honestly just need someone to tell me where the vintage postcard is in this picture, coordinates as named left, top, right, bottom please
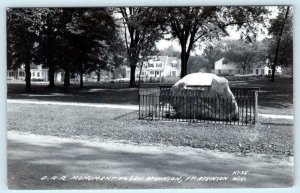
left=6, top=6, right=294, bottom=189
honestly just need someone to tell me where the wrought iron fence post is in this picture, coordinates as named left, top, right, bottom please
left=139, top=86, right=259, bottom=126
left=254, top=91, right=258, bottom=124
left=139, top=93, right=141, bottom=119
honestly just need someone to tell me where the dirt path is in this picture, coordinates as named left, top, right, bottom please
left=8, top=131, right=293, bottom=189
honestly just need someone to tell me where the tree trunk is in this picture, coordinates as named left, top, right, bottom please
left=271, top=42, right=280, bottom=81
left=25, top=61, right=31, bottom=92
left=271, top=6, right=290, bottom=82
left=47, top=19, right=55, bottom=88
left=48, top=63, right=55, bottom=88
left=137, top=61, right=144, bottom=101
left=129, top=64, right=136, bottom=87
left=242, top=65, right=246, bottom=75
left=97, top=73, right=100, bottom=82
left=80, top=69, right=84, bottom=88
left=97, top=66, right=101, bottom=82
left=180, top=51, right=189, bottom=78
left=64, top=68, right=70, bottom=92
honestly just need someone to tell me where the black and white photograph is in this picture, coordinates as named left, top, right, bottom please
left=6, top=5, right=294, bottom=189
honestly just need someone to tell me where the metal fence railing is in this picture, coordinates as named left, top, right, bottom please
left=139, top=86, right=259, bottom=126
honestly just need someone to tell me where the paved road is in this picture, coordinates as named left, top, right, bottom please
left=8, top=131, right=293, bottom=189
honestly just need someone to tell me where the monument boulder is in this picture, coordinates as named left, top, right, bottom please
left=170, top=72, right=238, bottom=120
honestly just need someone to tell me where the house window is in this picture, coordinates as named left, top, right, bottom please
left=8, top=71, right=14, bottom=77
left=261, top=69, right=264, bottom=75
left=172, top=71, right=176, bottom=77
left=32, top=72, right=35, bottom=77
left=148, top=63, right=154, bottom=68
left=19, top=71, right=25, bottom=77
left=237, top=69, right=241, bottom=74
left=156, top=62, right=162, bottom=68
left=218, top=70, right=221, bottom=74
left=171, top=61, right=177, bottom=67
left=256, top=69, right=259, bottom=75
left=223, top=59, right=228, bottom=64
left=150, top=71, right=154, bottom=75
left=249, top=69, right=253, bottom=74
left=37, top=72, right=40, bottom=77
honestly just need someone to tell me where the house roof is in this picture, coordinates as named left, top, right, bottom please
left=30, top=64, right=46, bottom=69
left=215, top=57, right=225, bottom=63
left=30, top=64, right=39, bottom=69
left=252, top=62, right=267, bottom=68
left=215, top=57, right=235, bottom=64
left=157, top=56, right=168, bottom=65
left=166, top=57, right=181, bottom=69
left=215, top=57, right=268, bottom=69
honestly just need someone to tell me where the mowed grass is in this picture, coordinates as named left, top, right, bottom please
left=7, top=103, right=293, bottom=157
left=7, top=77, right=294, bottom=158
left=8, top=77, right=293, bottom=114
left=230, top=77, right=293, bottom=115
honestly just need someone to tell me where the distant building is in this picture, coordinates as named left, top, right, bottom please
left=134, top=55, right=181, bottom=81
left=214, top=57, right=282, bottom=76
left=30, top=64, right=48, bottom=81
left=7, top=68, right=25, bottom=81
left=7, top=64, right=48, bottom=81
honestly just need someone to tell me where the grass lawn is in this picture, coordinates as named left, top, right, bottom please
left=7, top=77, right=294, bottom=158
left=7, top=84, right=140, bottom=105
left=7, top=102, right=293, bottom=158
left=7, top=77, right=293, bottom=115
left=230, top=77, right=293, bottom=115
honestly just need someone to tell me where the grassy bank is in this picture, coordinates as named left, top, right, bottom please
left=7, top=103, right=293, bottom=157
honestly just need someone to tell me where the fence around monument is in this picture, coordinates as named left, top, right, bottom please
left=139, top=86, right=259, bottom=126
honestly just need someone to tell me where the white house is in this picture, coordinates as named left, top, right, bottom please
left=30, top=64, right=48, bottom=81
left=135, top=55, right=181, bottom=81
left=7, top=69, right=25, bottom=81
left=7, top=64, right=48, bottom=81
left=214, top=57, right=282, bottom=76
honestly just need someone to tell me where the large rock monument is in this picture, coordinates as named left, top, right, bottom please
left=170, top=72, right=238, bottom=121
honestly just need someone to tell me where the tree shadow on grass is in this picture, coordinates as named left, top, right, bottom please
left=258, top=93, right=293, bottom=109
left=8, top=78, right=293, bottom=110
left=7, top=84, right=139, bottom=105
left=230, top=78, right=293, bottom=111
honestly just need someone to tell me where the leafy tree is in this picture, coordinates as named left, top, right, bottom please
left=157, top=45, right=181, bottom=57
left=268, top=6, right=292, bottom=81
left=119, top=7, right=166, bottom=87
left=202, top=39, right=270, bottom=74
left=186, top=55, right=207, bottom=74
left=223, top=40, right=260, bottom=74
left=202, top=41, right=226, bottom=71
left=38, top=8, right=120, bottom=90
left=33, top=8, right=77, bottom=89
left=104, top=32, right=126, bottom=79
left=8, top=8, right=124, bottom=91
left=35, top=8, right=62, bottom=88
left=166, top=6, right=268, bottom=78
left=64, top=8, right=117, bottom=88
left=52, top=8, right=74, bottom=91
left=7, top=8, right=44, bottom=92
left=86, top=31, right=125, bottom=82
